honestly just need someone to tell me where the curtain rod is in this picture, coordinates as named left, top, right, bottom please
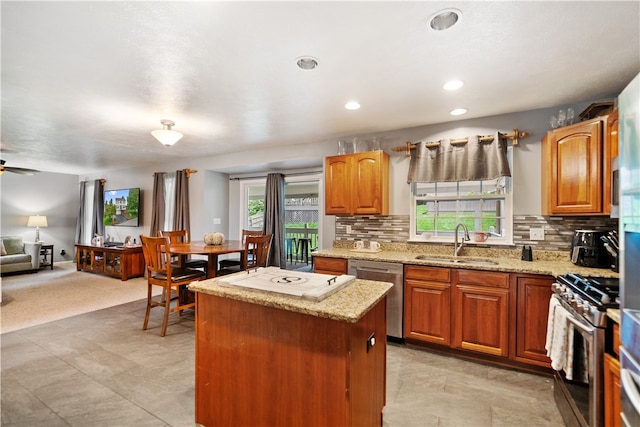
left=152, top=168, right=198, bottom=177
left=390, top=128, right=531, bottom=157
left=229, top=170, right=323, bottom=181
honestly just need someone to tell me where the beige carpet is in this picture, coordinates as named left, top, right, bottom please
left=0, top=261, right=160, bottom=334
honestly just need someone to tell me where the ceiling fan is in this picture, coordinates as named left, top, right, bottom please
left=0, top=159, right=40, bottom=175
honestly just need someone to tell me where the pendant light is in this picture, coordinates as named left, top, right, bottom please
left=151, top=119, right=183, bottom=146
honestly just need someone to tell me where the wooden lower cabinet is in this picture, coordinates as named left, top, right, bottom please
left=453, top=270, right=510, bottom=357
left=404, top=265, right=554, bottom=368
left=195, top=291, right=387, bottom=427
left=404, top=265, right=451, bottom=345
left=513, top=274, right=553, bottom=367
left=604, top=352, right=621, bottom=427
left=75, top=244, right=145, bottom=281
left=313, top=255, right=348, bottom=275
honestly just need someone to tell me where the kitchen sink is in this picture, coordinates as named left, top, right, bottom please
left=414, top=255, right=499, bottom=266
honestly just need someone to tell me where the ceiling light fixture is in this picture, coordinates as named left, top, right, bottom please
left=151, top=119, right=183, bottom=146
left=296, top=56, right=319, bottom=70
left=345, top=101, right=361, bottom=110
left=450, top=108, right=468, bottom=116
left=429, top=8, right=461, bottom=31
left=443, top=80, right=464, bottom=91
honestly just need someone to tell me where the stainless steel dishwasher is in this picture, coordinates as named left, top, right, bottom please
left=348, top=259, right=403, bottom=340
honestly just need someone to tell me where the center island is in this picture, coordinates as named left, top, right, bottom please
left=188, top=269, right=393, bottom=427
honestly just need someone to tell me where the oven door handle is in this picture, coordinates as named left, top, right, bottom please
left=621, top=369, right=640, bottom=416
left=566, top=315, right=596, bottom=337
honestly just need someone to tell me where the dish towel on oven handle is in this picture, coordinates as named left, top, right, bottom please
left=545, top=294, right=571, bottom=372
left=544, top=294, right=590, bottom=383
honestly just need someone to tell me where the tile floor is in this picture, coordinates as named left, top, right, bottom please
left=1, top=298, right=565, bottom=426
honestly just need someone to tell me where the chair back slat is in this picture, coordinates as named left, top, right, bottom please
left=242, top=229, right=264, bottom=243
left=245, top=234, right=273, bottom=269
left=159, top=230, right=189, bottom=244
left=140, top=235, right=171, bottom=276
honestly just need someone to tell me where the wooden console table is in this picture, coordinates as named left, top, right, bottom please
left=75, top=244, right=145, bottom=281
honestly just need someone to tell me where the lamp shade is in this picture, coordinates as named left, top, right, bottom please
left=27, top=215, right=48, bottom=227
left=151, top=119, right=183, bottom=146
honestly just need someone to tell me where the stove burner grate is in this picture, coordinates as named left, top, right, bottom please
left=558, top=273, right=619, bottom=305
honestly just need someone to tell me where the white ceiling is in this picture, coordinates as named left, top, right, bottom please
left=2, top=1, right=639, bottom=175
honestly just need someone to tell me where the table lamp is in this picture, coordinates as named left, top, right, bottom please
left=27, top=215, right=48, bottom=242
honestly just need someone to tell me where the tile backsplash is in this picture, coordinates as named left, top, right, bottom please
left=335, top=214, right=618, bottom=252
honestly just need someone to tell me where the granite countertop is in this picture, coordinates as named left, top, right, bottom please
left=189, top=276, right=393, bottom=323
left=607, top=308, right=621, bottom=324
left=312, top=243, right=619, bottom=279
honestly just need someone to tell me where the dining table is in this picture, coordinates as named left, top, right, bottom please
left=170, top=240, right=245, bottom=278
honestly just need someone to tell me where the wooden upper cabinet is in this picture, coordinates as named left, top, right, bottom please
left=325, top=150, right=389, bottom=215
left=604, top=109, right=619, bottom=215
left=542, top=115, right=614, bottom=215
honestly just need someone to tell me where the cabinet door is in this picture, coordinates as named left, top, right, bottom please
left=604, top=353, right=621, bottom=427
left=514, top=275, right=553, bottom=366
left=351, top=151, right=389, bottom=215
left=325, top=155, right=351, bottom=214
left=104, top=252, right=122, bottom=276
left=404, top=279, right=451, bottom=345
left=453, top=283, right=510, bottom=357
left=543, top=118, right=603, bottom=214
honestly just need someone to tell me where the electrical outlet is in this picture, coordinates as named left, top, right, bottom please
left=530, top=228, right=545, bottom=241
left=346, top=225, right=352, bottom=234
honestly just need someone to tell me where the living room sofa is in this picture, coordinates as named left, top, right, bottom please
left=0, top=236, right=41, bottom=275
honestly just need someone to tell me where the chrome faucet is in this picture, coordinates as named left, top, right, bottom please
left=454, top=223, right=470, bottom=257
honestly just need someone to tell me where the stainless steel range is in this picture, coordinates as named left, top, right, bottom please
left=549, top=273, right=620, bottom=427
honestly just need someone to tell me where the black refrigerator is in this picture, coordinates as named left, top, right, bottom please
left=618, top=72, right=640, bottom=427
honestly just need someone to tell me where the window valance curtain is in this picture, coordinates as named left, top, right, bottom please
left=407, top=132, right=511, bottom=183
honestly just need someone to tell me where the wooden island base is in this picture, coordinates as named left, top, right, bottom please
left=195, top=292, right=387, bottom=427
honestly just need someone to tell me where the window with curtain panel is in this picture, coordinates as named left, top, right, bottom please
left=408, top=135, right=514, bottom=245
left=163, top=172, right=176, bottom=231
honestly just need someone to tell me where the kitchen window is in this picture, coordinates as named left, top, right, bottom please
left=409, top=153, right=514, bottom=245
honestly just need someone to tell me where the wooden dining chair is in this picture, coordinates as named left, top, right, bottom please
left=218, top=229, right=264, bottom=271
left=159, top=230, right=208, bottom=276
left=218, top=233, right=273, bottom=275
left=140, top=234, right=206, bottom=337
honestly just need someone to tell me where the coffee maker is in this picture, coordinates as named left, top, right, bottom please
left=570, top=230, right=610, bottom=268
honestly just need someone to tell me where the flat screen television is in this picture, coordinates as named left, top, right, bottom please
left=104, top=188, right=141, bottom=227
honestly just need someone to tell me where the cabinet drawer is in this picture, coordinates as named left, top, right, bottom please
left=313, top=256, right=348, bottom=275
left=457, top=269, right=510, bottom=288
left=404, top=265, right=451, bottom=282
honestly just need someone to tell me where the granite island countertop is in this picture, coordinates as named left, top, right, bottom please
left=312, top=244, right=619, bottom=279
left=189, top=275, right=393, bottom=323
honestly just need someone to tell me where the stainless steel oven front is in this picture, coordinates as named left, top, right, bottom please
left=550, top=285, right=607, bottom=427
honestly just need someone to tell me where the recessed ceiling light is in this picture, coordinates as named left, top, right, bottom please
left=345, top=101, right=361, bottom=110
left=443, top=80, right=464, bottom=91
left=296, top=56, right=319, bottom=70
left=429, top=8, right=461, bottom=31
left=450, top=108, right=468, bottom=116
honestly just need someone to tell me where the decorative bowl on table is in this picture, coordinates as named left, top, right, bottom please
left=204, top=232, right=225, bottom=245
